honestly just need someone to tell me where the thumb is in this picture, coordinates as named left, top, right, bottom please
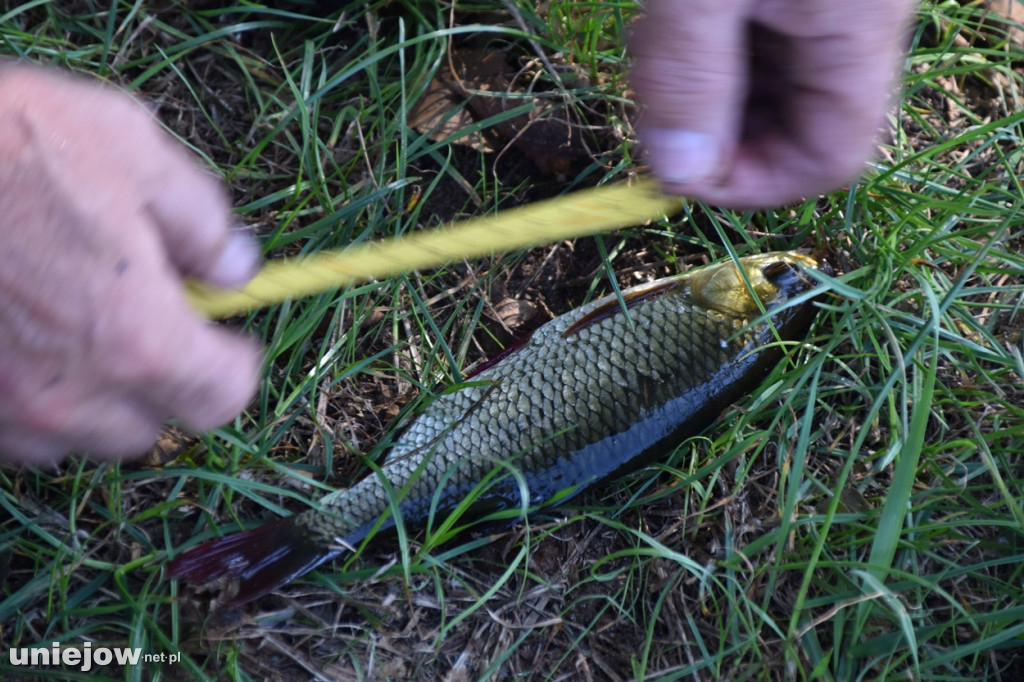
left=144, top=140, right=260, bottom=290
left=629, top=0, right=749, bottom=187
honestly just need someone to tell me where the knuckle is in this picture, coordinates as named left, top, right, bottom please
left=0, top=433, right=65, bottom=465
left=99, top=318, right=176, bottom=386
left=87, top=425, right=162, bottom=459
left=9, top=393, right=71, bottom=436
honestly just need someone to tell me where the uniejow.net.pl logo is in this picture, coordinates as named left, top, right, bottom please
left=7, top=641, right=181, bottom=672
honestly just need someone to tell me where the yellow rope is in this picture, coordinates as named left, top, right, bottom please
left=187, top=177, right=683, bottom=318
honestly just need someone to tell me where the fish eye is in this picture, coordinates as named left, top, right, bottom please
left=762, top=261, right=795, bottom=282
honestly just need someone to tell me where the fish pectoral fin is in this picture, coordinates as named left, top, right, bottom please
left=166, top=518, right=339, bottom=609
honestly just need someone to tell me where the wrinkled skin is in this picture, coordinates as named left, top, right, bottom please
left=631, top=0, right=918, bottom=208
left=0, top=65, right=261, bottom=465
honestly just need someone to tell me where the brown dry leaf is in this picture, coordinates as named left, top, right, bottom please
left=138, top=426, right=196, bottom=466
left=983, top=0, right=1024, bottom=45
left=491, top=297, right=537, bottom=330
left=409, top=48, right=513, bottom=151
left=409, top=47, right=587, bottom=180
left=409, top=70, right=494, bottom=152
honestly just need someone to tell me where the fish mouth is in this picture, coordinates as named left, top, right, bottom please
left=760, top=256, right=820, bottom=297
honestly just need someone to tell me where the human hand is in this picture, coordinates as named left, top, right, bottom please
left=0, top=65, right=261, bottom=465
left=630, top=0, right=917, bottom=208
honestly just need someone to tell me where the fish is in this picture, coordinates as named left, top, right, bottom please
left=166, top=250, right=830, bottom=607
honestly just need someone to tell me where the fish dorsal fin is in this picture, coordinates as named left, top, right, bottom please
left=561, top=279, right=684, bottom=338
left=464, top=329, right=535, bottom=379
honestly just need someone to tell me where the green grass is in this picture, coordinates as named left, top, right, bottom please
left=2, top=0, right=1024, bottom=680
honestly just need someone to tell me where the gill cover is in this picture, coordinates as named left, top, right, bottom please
left=689, top=252, right=819, bottom=316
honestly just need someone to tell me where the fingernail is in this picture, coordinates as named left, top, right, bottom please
left=642, top=128, right=718, bottom=185
left=208, top=231, right=261, bottom=288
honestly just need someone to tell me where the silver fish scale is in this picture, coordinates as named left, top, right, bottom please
left=299, top=279, right=760, bottom=549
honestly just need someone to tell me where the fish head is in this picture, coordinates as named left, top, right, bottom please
left=689, top=251, right=825, bottom=316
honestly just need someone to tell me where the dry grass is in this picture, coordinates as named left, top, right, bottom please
left=2, top=1, right=1023, bottom=680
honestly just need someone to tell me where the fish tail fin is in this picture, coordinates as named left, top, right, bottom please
left=165, top=518, right=339, bottom=608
